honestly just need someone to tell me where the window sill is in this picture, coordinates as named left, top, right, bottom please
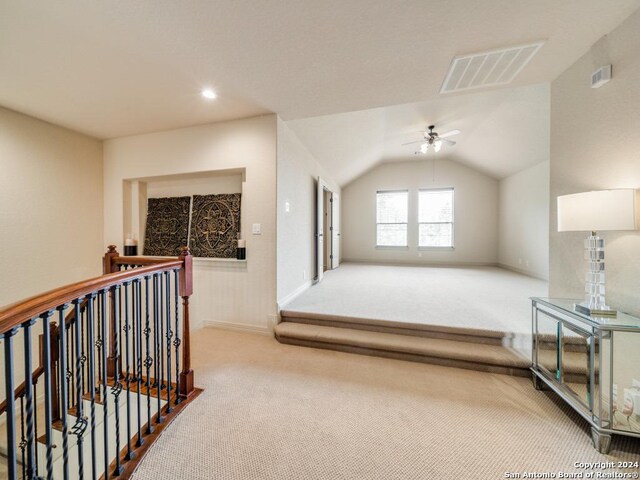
left=193, top=257, right=247, bottom=268
left=417, top=246, right=455, bottom=251
left=375, top=245, right=409, bottom=250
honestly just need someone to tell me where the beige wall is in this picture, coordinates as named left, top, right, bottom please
left=276, top=119, right=340, bottom=305
left=499, top=161, right=550, bottom=280
left=342, top=159, right=498, bottom=265
left=0, top=107, right=103, bottom=307
left=104, top=115, right=277, bottom=333
left=550, top=9, right=640, bottom=315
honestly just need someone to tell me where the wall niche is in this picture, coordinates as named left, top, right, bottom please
left=123, top=168, right=246, bottom=259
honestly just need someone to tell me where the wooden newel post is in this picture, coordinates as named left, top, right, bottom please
left=178, top=246, right=194, bottom=399
left=104, top=245, right=120, bottom=378
left=103, top=244, right=120, bottom=274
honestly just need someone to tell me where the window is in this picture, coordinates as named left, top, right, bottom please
left=419, top=188, right=454, bottom=247
left=376, top=190, right=408, bottom=246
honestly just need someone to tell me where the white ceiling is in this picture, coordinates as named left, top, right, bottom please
left=287, top=83, right=550, bottom=184
left=1, top=1, right=638, bottom=140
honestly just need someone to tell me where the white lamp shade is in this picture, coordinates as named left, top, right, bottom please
left=557, top=189, right=638, bottom=232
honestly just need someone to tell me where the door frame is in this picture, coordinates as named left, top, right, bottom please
left=316, top=177, right=339, bottom=282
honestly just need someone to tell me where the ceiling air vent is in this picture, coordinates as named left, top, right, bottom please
left=440, top=41, right=544, bottom=94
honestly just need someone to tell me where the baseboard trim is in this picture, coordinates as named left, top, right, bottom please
left=277, top=280, right=313, bottom=311
left=341, top=259, right=499, bottom=268
left=204, top=320, right=271, bottom=336
left=497, top=263, right=548, bottom=281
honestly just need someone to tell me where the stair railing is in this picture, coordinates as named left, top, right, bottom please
left=0, top=246, right=195, bottom=480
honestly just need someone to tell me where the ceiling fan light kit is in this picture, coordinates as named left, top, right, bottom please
left=404, top=125, right=459, bottom=155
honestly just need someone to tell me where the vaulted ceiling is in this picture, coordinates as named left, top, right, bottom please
left=1, top=0, right=638, bottom=142
left=287, top=83, right=551, bottom=183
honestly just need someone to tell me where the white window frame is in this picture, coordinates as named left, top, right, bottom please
left=375, top=190, right=409, bottom=248
left=418, top=187, right=455, bottom=249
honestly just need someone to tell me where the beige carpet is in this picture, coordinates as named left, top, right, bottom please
left=130, top=328, right=640, bottom=480
left=285, top=263, right=548, bottom=336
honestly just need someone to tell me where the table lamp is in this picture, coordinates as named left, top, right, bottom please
left=557, top=189, right=638, bottom=316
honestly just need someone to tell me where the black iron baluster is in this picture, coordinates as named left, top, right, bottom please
left=173, top=269, right=181, bottom=406
left=70, top=320, right=75, bottom=410
left=41, top=310, right=55, bottom=480
left=58, top=305, right=71, bottom=480
left=159, top=272, right=165, bottom=392
left=87, top=293, right=98, bottom=480
left=164, top=271, right=173, bottom=413
left=22, top=318, right=37, bottom=479
left=152, top=274, right=158, bottom=392
left=99, top=290, right=110, bottom=480
left=111, top=285, right=124, bottom=476
left=144, top=275, right=154, bottom=434
left=66, top=322, right=73, bottom=410
left=72, top=299, right=87, bottom=480
left=154, top=274, right=163, bottom=424
left=96, top=297, right=103, bottom=385
left=123, top=281, right=134, bottom=461
left=34, top=382, right=39, bottom=474
left=81, top=306, right=87, bottom=407
left=3, top=327, right=19, bottom=480
left=19, top=396, right=26, bottom=480
left=134, top=279, right=144, bottom=447
left=132, top=279, right=138, bottom=383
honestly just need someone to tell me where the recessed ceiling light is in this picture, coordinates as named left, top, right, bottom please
left=201, top=88, right=217, bottom=99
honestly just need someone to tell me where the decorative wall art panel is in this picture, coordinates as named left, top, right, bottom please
left=143, top=196, right=191, bottom=256
left=190, top=193, right=241, bottom=258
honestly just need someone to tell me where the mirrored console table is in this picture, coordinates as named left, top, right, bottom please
left=531, top=298, right=640, bottom=453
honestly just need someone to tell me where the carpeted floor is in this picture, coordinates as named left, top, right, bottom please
left=285, top=263, right=549, bottom=336
left=131, top=329, right=639, bottom=480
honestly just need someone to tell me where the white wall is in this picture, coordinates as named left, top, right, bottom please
left=276, top=119, right=340, bottom=306
left=498, top=161, right=549, bottom=280
left=146, top=172, right=243, bottom=198
left=550, top=9, right=640, bottom=315
left=0, top=107, right=103, bottom=307
left=342, top=158, right=498, bottom=265
left=104, top=115, right=277, bottom=333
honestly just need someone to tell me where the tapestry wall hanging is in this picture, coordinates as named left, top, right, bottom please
left=189, top=193, right=241, bottom=258
left=143, top=196, right=191, bottom=256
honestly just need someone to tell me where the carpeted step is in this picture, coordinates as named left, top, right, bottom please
left=280, top=310, right=517, bottom=346
left=275, top=322, right=531, bottom=377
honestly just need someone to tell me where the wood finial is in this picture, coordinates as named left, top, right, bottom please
left=104, top=245, right=120, bottom=274
left=179, top=246, right=191, bottom=258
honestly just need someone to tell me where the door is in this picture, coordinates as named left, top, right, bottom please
left=331, top=192, right=340, bottom=269
left=316, top=177, right=327, bottom=282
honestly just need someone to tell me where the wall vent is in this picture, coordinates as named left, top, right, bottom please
left=591, top=65, right=612, bottom=88
left=440, top=41, right=544, bottom=94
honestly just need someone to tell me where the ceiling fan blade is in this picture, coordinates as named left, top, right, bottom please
left=439, top=129, right=460, bottom=138
left=402, top=140, right=425, bottom=146
left=440, top=139, right=456, bottom=146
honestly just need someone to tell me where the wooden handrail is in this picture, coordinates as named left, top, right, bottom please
left=0, top=260, right=183, bottom=336
left=113, top=256, right=178, bottom=265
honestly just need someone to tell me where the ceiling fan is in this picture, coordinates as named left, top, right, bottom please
left=403, top=125, right=460, bottom=154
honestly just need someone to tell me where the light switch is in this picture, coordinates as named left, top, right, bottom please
left=252, top=223, right=262, bottom=235
left=285, top=201, right=290, bottom=213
